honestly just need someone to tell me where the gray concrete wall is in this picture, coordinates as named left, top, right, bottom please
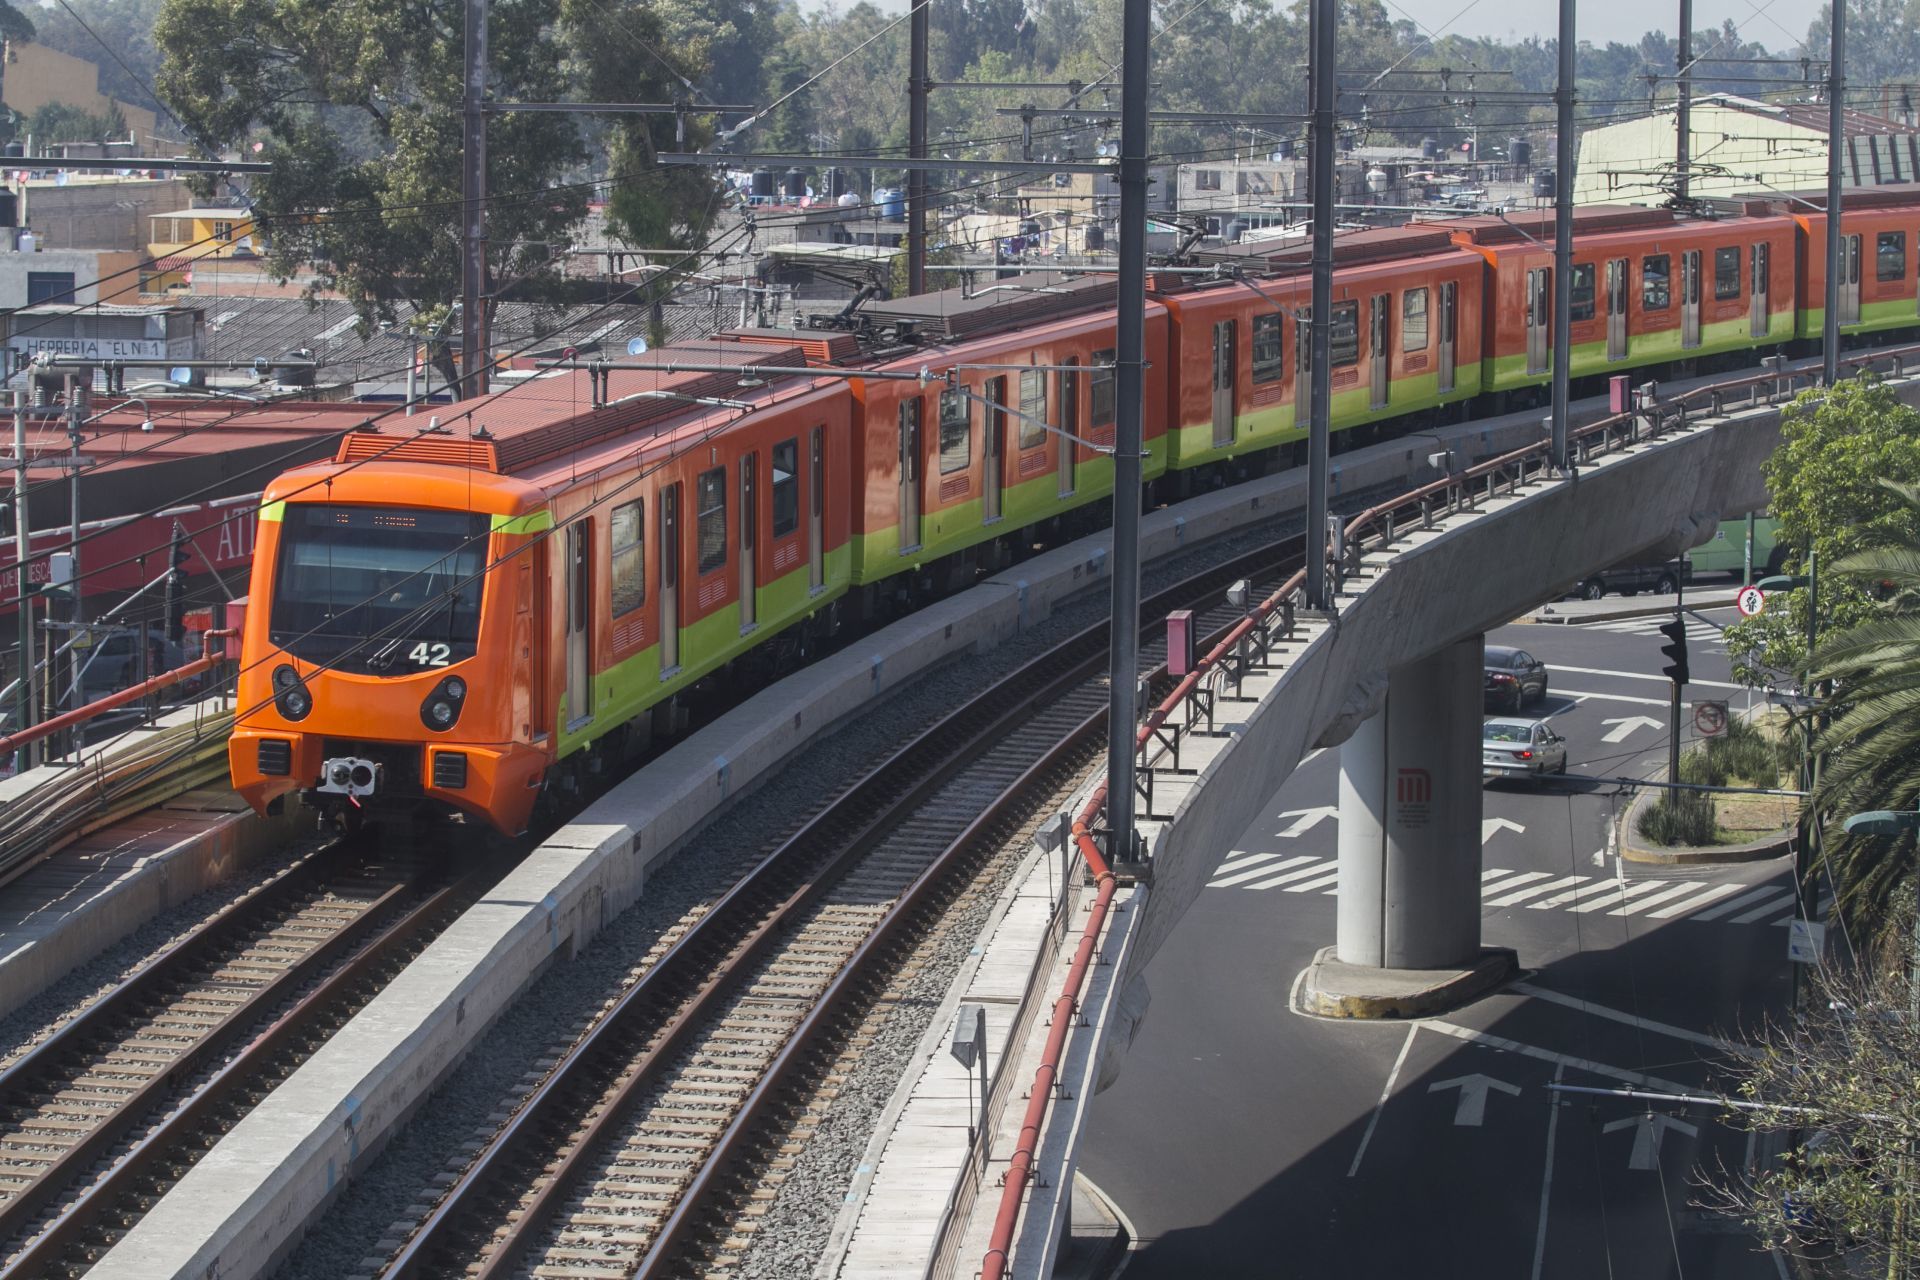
left=1124, top=381, right=1916, bottom=985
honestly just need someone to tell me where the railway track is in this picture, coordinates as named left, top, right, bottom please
left=372, top=532, right=1308, bottom=1280
left=0, top=839, right=494, bottom=1278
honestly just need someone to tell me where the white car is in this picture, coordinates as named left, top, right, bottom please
left=1483, top=717, right=1568, bottom=780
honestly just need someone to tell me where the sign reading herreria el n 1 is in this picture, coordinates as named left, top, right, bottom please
left=8, top=337, right=170, bottom=362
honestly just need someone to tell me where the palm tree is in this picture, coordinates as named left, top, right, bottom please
left=1806, top=480, right=1920, bottom=960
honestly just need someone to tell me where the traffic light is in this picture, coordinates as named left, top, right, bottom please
left=1658, top=617, right=1689, bottom=685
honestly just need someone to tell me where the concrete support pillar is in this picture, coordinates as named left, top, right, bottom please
left=1335, top=636, right=1484, bottom=969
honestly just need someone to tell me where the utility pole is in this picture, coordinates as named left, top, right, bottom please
left=64, top=376, right=83, bottom=723
left=907, top=0, right=930, bottom=296
left=1105, top=0, right=1150, bottom=862
left=1305, top=0, right=1335, bottom=608
left=1550, top=0, right=1576, bottom=470
left=1823, top=0, right=1844, bottom=386
left=12, top=390, right=32, bottom=768
left=1675, top=0, right=1692, bottom=203
left=460, top=0, right=490, bottom=399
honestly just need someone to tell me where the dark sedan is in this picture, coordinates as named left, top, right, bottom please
left=1484, top=645, right=1548, bottom=712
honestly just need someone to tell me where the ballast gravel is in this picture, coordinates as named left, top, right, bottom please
left=273, top=498, right=1376, bottom=1280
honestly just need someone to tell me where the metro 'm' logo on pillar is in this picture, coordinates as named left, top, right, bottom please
left=1395, top=767, right=1432, bottom=805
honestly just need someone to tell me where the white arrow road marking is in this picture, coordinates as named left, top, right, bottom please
left=1428, top=1073, right=1522, bottom=1126
left=1482, top=817, right=1525, bottom=843
left=1600, top=715, right=1664, bottom=743
left=1273, top=806, right=1339, bottom=838
left=1603, top=1112, right=1698, bottom=1170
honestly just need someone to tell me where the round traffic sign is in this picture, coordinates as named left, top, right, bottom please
left=1694, top=701, right=1729, bottom=736
left=1736, top=585, right=1766, bottom=617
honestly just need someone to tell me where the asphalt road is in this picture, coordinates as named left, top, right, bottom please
left=1081, top=599, right=1800, bottom=1279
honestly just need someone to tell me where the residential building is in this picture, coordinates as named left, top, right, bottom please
left=144, top=204, right=261, bottom=290
left=0, top=42, right=169, bottom=150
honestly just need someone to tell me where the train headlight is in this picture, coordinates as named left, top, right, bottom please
left=420, top=675, right=466, bottom=731
left=272, top=664, right=300, bottom=691
left=277, top=682, right=313, bottom=721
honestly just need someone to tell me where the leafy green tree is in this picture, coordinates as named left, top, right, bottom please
left=1710, top=960, right=1920, bottom=1273
left=154, top=0, right=718, bottom=386
left=26, top=101, right=127, bottom=143
left=1801, top=480, right=1920, bottom=954
left=1725, top=378, right=1920, bottom=686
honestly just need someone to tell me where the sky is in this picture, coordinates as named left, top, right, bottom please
left=1400, top=0, right=1826, bottom=52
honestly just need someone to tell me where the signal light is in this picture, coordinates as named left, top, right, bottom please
left=1658, top=617, right=1690, bottom=685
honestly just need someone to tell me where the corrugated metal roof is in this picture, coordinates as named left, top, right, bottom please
left=5, top=397, right=368, bottom=477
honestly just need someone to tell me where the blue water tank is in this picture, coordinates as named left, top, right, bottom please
left=877, top=187, right=905, bottom=220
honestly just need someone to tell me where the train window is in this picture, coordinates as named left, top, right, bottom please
left=1880, top=231, right=1908, bottom=281
left=1714, top=247, right=1741, bottom=300
left=1090, top=349, right=1117, bottom=430
left=610, top=499, right=644, bottom=616
left=1019, top=369, right=1047, bottom=449
left=1329, top=301, right=1360, bottom=367
left=1642, top=254, right=1671, bottom=310
left=772, top=438, right=799, bottom=537
left=1401, top=289, right=1428, bottom=352
left=938, top=388, right=971, bottom=474
left=1569, top=265, right=1596, bottom=321
left=1252, top=313, right=1285, bottom=381
left=696, top=466, right=727, bottom=575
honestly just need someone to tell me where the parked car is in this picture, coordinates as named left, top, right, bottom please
left=1569, top=557, right=1691, bottom=601
left=73, top=629, right=192, bottom=703
left=1482, top=717, right=1568, bottom=781
left=1484, top=645, right=1548, bottom=712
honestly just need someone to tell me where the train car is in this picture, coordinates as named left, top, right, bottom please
left=228, top=341, right=855, bottom=836
left=1448, top=205, right=1796, bottom=396
left=1160, top=227, right=1485, bottom=474
left=1783, top=185, right=1920, bottom=341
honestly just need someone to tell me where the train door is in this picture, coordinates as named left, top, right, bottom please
left=983, top=377, right=1005, bottom=522
left=1606, top=258, right=1628, bottom=361
left=660, top=484, right=680, bottom=672
left=808, top=427, right=824, bottom=591
left=1294, top=311, right=1311, bottom=422
left=898, top=398, right=922, bottom=552
left=1211, top=320, right=1235, bottom=448
left=1437, top=283, right=1456, bottom=394
left=1681, top=250, right=1702, bottom=348
left=1526, top=268, right=1550, bottom=375
left=1057, top=358, right=1078, bottom=497
left=1750, top=242, right=1770, bottom=338
left=565, top=519, right=591, bottom=729
left=1369, top=293, right=1390, bottom=409
left=1841, top=233, right=1862, bottom=324
left=739, top=452, right=756, bottom=629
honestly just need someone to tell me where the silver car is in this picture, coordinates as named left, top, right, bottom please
left=1482, top=717, right=1568, bottom=780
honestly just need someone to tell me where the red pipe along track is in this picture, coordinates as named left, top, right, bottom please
left=0, top=628, right=236, bottom=756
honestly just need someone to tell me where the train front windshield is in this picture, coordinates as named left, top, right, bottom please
left=269, top=505, right=491, bottom=674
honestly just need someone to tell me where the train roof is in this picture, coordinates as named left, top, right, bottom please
left=1715, top=183, right=1920, bottom=217
left=329, top=339, right=812, bottom=477
left=828, top=272, right=1120, bottom=343
left=1437, top=205, right=1678, bottom=246
left=1192, top=223, right=1467, bottom=271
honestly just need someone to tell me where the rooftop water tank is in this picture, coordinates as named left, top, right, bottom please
left=750, top=168, right=775, bottom=199
left=782, top=167, right=806, bottom=200
left=1365, top=167, right=1390, bottom=194
left=1532, top=168, right=1556, bottom=199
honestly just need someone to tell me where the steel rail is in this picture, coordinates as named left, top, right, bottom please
left=0, top=867, right=473, bottom=1276
left=383, top=531, right=1311, bottom=1279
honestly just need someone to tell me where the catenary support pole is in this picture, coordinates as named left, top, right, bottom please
left=12, top=390, right=31, bottom=767
left=1104, top=0, right=1150, bottom=864
left=907, top=0, right=930, bottom=296
left=1676, top=0, right=1692, bottom=203
left=1550, top=0, right=1576, bottom=470
left=460, top=0, right=490, bottom=399
left=1668, top=575, right=1683, bottom=789
left=1823, top=0, right=1844, bottom=386
left=1305, top=0, right=1335, bottom=608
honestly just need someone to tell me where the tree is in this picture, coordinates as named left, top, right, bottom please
left=1724, top=378, right=1920, bottom=686
left=1710, top=961, right=1920, bottom=1273
left=154, top=0, right=718, bottom=386
left=1801, top=480, right=1920, bottom=955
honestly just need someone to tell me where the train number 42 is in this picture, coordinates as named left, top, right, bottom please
left=409, top=642, right=452, bottom=668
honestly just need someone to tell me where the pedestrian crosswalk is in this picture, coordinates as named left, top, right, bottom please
left=1205, top=851, right=1825, bottom=926
left=1576, top=618, right=1726, bottom=644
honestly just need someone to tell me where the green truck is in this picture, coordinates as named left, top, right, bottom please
left=1689, top=514, right=1784, bottom=579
